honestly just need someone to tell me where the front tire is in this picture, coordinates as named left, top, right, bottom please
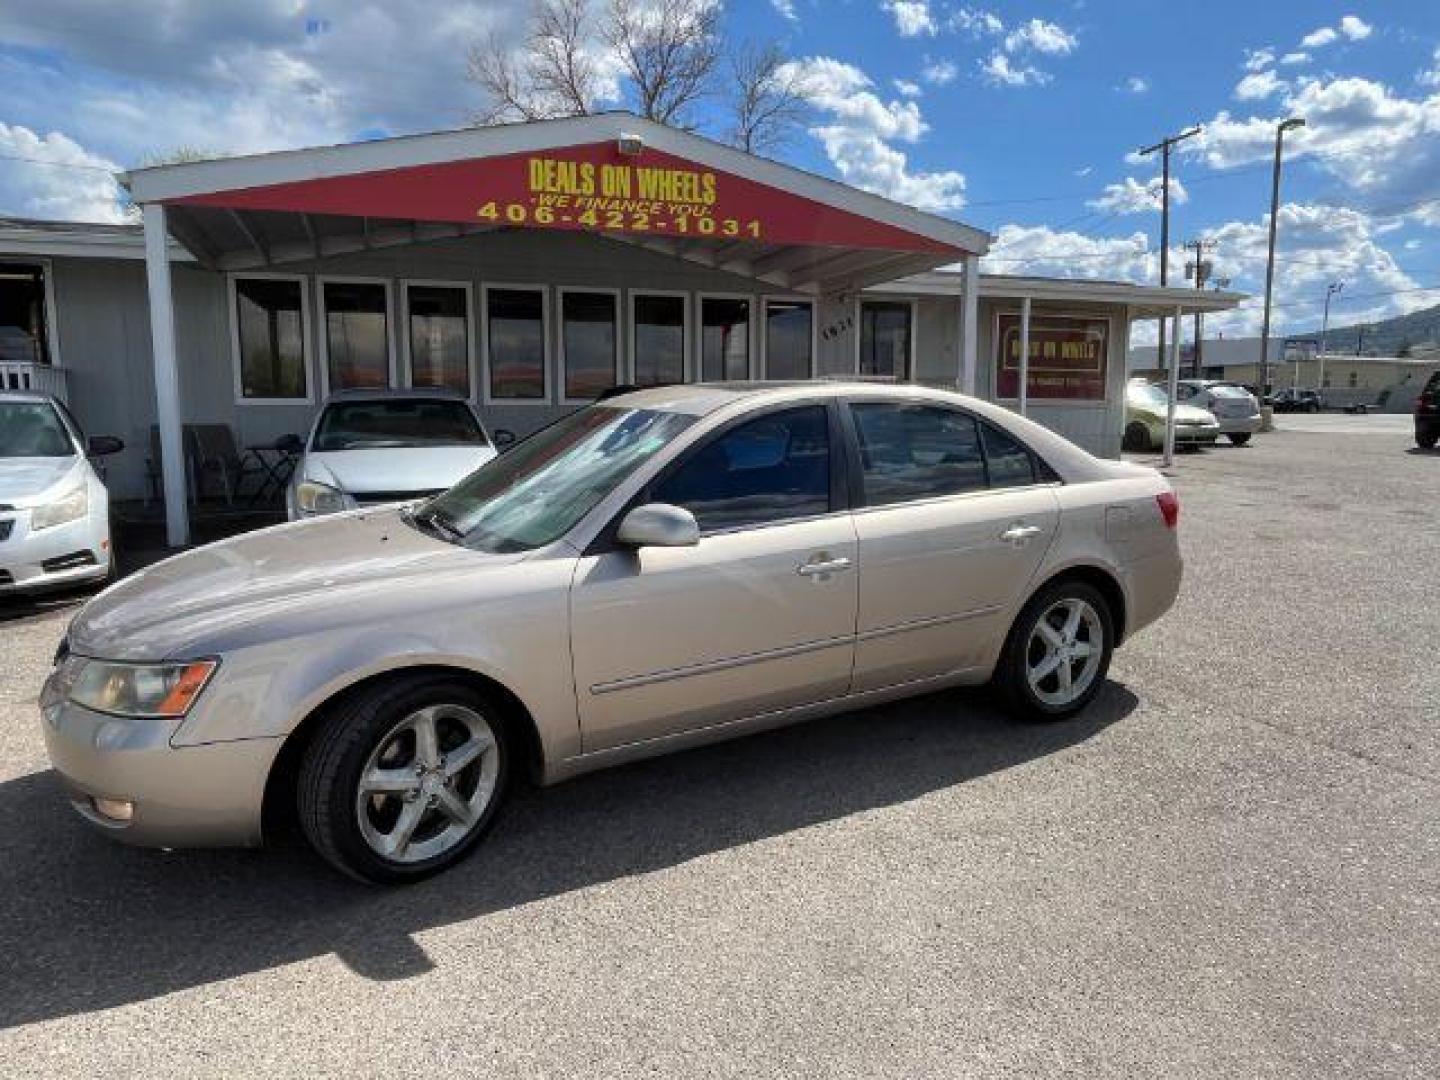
left=993, top=580, right=1115, bottom=721
left=1123, top=422, right=1153, bottom=453
left=1229, top=432, right=1252, bottom=446
left=1418, top=430, right=1438, bottom=450
left=298, top=675, right=512, bottom=884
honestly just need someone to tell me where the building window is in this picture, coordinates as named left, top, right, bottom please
left=234, top=276, right=307, bottom=399
left=700, top=296, right=750, bottom=380
left=764, top=299, right=812, bottom=379
left=0, top=262, right=52, bottom=365
left=632, top=293, right=686, bottom=387
left=562, top=290, right=618, bottom=399
left=485, top=287, right=547, bottom=399
left=322, top=279, right=390, bottom=391
left=406, top=284, right=470, bottom=395
left=859, top=301, right=911, bottom=379
left=1348, top=371, right=1358, bottom=388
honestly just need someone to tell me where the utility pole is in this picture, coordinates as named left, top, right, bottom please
left=1138, top=125, right=1202, bottom=378
left=1259, top=117, right=1307, bottom=399
left=1185, top=238, right=1217, bottom=377
left=1318, top=281, right=1343, bottom=393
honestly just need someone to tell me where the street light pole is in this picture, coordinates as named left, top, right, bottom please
left=1139, top=125, right=1202, bottom=379
left=1258, top=117, right=1306, bottom=400
left=1318, top=280, right=1343, bottom=394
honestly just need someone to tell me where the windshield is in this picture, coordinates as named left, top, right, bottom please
left=1129, top=383, right=1169, bottom=408
left=0, top=401, right=74, bottom=458
left=1209, top=384, right=1251, bottom=399
left=418, top=406, right=696, bottom=554
left=313, top=399, right=486, bottom=452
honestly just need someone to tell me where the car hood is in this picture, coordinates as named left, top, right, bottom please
left=0, top=456, right=79, bottom=503
left=303, top=446, right=496, bottom=495
left=68, top=509, right=525, bottom=660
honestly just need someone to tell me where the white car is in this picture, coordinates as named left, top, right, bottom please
left=287, top=390, right=511, bottom=518
left=0, top=392, right=123, bottom=594
left=1174, top=380, right=1262, bottom=445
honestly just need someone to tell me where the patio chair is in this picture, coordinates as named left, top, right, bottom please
left=186, top=423, right=265, bottom=506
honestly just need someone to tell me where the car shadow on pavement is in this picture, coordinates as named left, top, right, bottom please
left=0, top=682, right=1135, bottom=1029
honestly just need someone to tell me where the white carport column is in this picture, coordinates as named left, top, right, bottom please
left=1161, top=305, right=1183, bottom=467
left=1017, top=295, right=1031, bottom=417
left=142, top=203, right=190, bottom=548
left=959, top=253, right=980, bottom=395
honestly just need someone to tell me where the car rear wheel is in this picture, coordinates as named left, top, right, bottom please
left=1123, top=422, right=1153, bottom=453
left=1229, top=432, right=1251, bottom=446
left=1418, top=431, right=1438, bottom=450
left=298, top=675, right=511, bottom=884
left=993, top=580, right=1114, bottom=721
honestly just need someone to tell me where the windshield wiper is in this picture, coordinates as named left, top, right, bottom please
left=408, top=505, right=464, bottom=542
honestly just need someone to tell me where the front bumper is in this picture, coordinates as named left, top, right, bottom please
left=1173, top=425, right=1220, bottom=444
left=1212, top=414, right=1261, bottom=435
left=0, top=511, right=110, bottom=593
left=38, top=694, right=279, bottom=848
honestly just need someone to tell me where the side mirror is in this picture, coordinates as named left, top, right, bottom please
left=275, top=433, right=305, bottom=456
left=493, top=428, right=517, bottom=449
left=87, top=435, right=124, bottom=456
left=616, top=503, right=699, bottom=548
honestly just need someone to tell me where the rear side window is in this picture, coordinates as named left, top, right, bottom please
left=850, top=403, right=987, bottom=506
left=980, top=422, right=1037, bottom=488
left=651, top=405, right=831, bottom=532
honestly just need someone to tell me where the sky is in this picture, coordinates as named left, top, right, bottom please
left=1, top=0, right=1437, bottom=341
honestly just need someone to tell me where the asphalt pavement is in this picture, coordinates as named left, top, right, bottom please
left=1, top=424, right=1436, bottom=1078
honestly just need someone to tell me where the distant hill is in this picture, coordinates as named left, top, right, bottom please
left=1287, top=302, right=1440, bottom=356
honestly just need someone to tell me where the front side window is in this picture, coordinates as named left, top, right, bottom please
left=651, top=405, right=831, bottom=532
left=850, top=402, right=986, bottom=506
left=701, top=297, right=750, bottom=381
left=764, top=300, right=812, bottom=379
left=422, top=406, right=695, bottom=553
left=486, top=288, right=546, bottom=399
left=312, top=399, right=485, bottom=453
left=562, top=291, right=618, bottom=399
left=407, top=285, right=469, bottom=395
left=859, top=301, right=911, bottom=379
left=632, top=294, right=686, bottom=387
left=0, top=401, right=73, bottom=457
left=0, top=262, right=50, bottom=365
left=235, top=277, right=307, bottom=399
left=324, top=281, right=390, bottom=391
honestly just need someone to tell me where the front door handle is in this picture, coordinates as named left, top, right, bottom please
left=797, top=556, right=853, bottom=577
left=999, top=523, right=1042, bottom=544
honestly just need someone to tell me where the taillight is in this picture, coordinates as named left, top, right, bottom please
left=1156, top=490, right=1180, bottom=529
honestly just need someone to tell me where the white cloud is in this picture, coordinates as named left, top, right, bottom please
left=1003, top=18, right=1077, bottom=56
left=783, top=57, right=966, bottom=211
left=1122, top=76, right=1149, bottom=94
left=1234, top=69, right=1285, bottom=101
left=1301, top=26, right=1338, bottom=49
left=0, top=123, right=127, bottom=222
left=1339, top=16, right=1373, bottom=41
left=921, top=57, right=959, bottom=85
left=1087, top=175, right=1189, bottom=215
left=893, top=78, right=922, bottom=98
left=770, top=0, right=798, bottom=22
left=1244, top=47, right=1276, bottom=72
left=1419, top=47, right=1440, bottom=89
left=982, top=224, right=1154, bottom=281
left=1280, top=51, right=1311, bottom=66
left=882, top=1, right=938, bottom=37
left=949, top=7, right=1003, bottom=36
left=981, top=52, right=1047, bottom=87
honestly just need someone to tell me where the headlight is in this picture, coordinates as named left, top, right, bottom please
left=31, top=481, right=88, bottom=530
left=62, top=658, right=218, bottom=719
left=296, top=479, right=350, bottom=515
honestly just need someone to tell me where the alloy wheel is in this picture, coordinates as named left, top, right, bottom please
left=1024, top=598, right=1105, bottom=708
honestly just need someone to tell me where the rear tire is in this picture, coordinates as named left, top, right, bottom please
left=1418, top=431, right=1438, bottom=450
left=1123, top=422, right=1153, bottom=453
left=297, top=674, right=512, bottom=884
left=992, top=580, right=1115, bottom=722
left=1229, top=432, right=1251, bottom=446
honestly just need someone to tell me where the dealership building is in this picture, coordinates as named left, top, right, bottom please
left=0, top=113, right=1239, bottom=544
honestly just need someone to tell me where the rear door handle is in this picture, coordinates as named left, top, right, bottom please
left=797, top=556, right=853, bottom=577
left=999, top=524, right=1042, bottom=544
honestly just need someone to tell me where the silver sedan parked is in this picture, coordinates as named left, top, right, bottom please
left=40, top=383, right=1182, bottom=883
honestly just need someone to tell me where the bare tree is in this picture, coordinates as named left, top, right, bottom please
left=468, top=0, right=600, bottom=123
left=604, top=0, right=719, bottom=128
left=725, top=42, right=807, bottom=155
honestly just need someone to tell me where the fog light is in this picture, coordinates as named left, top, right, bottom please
left=92, top=796, right=134, bottom=823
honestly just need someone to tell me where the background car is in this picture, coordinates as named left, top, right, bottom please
left=1416, top=370, right=1440, bottom=449
left=1123, top=380, right=1220, bottom=452
left=0, top=391, right=123, bottom=594
left=1175, top=379, right=1262, bottom=446
left=1267, top=388, right=1325, bottom=413
left=44, top=383, right=1181, bottom=884
left=287, top=389, right=513, bottom=519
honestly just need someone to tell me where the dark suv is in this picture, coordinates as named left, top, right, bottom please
left=1416, top=371, right=1440, bottom=449
left=1268, top=388, right=1324, bottom=413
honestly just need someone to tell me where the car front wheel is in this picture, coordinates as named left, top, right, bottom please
left=1123, top=422, right=1153, bottom=453
left=993, top=581, right=1114, bottom=721
left=298, top=675, right=512, bottom=884
left=1418, top=431, right=1438, bottom=450
left=1229, top=432, right=1251, bottom=446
